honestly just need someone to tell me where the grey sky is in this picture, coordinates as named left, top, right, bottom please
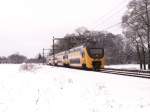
left=0, top=0, right=131, bottom=58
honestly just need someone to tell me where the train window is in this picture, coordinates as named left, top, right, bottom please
left=79, top=49, right=84, bottom=57
left=90, top=49, right=103, bottom=54
left=69, top=58, right=80, bottom=64
left=87, top=48, right=104, bottom=58
left=63, top=55, right=68, bottom=59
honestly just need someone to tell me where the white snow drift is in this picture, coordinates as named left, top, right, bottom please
left=0, top=64, right=150, bottom=112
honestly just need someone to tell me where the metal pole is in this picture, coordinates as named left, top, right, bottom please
left=53, top=36, right=55, bottom=65
left=43, top=48, right=44, bottom=64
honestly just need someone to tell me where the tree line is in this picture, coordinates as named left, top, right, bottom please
left=0, top=53, right=44, bottom=64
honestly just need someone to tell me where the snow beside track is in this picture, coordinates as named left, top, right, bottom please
left=0, top=64, right=150, bottom=112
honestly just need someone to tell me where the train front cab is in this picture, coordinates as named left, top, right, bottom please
left=83, top=47, right=105, bottom=70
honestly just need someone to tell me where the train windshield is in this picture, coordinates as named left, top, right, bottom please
left=88, top=48, right=104, bottom=58
left=86, top=41, right=104, bottom=58
left=90, top=48, right=103, bottom=55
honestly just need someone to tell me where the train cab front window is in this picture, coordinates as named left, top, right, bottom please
left=90, top=48, right=103, bottom=55
left=89, top=48, right=104, bottom=58
left=86, top=41, right=104, bottom=58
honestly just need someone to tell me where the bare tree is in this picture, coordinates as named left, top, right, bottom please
left=122, top=0, right=150, bottom=69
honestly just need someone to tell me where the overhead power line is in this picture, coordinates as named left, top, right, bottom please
left=92, top=3, right=150, bottom=32
left=101, top=8, right=150, bottom=31
left=102, top=22, right=121, bottom=30
left=92, top=0, right=129, bottom=30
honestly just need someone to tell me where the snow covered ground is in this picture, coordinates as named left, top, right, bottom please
left=0, top=64, right=150, bottom=112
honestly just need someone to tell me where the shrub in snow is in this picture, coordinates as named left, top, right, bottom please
left=20, top=63, right=41, bottom=72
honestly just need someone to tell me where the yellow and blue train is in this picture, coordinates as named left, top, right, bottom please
left=47, top=41, right=106, bottom=70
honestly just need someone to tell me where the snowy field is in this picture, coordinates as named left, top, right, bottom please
left=0, top=64, right=150, bottom=112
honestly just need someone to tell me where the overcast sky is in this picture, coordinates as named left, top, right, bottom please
left=0, top=0, right=131, bottom=58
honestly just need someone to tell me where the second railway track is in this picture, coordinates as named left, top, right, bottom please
left=100, top=68, right=150, bottom=79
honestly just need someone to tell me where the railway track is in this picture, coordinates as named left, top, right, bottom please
left=100, top=68, right=150, bottom=79
left=49, top=65, right=150, bottom=79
